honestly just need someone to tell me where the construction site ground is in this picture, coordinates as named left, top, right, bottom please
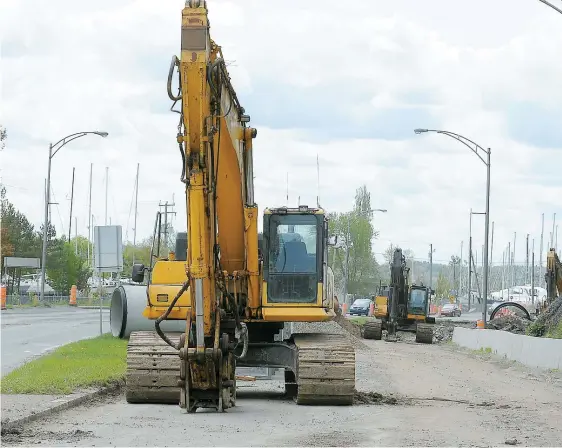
left=2, top=321, right=562, bottom=447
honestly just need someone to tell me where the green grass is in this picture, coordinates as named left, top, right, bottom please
left=0, top=334, right=127, bottom=395
left=546, top=322, right=562, bottom=339
left=348, top=317, right=370, bottom=326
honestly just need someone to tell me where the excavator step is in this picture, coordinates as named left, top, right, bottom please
left=125, top=331, right=182, bottom=404
left=292, top=333, right=355, bottom=405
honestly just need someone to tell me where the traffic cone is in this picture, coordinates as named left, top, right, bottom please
left=1, top=285, right=6, bottom=310
left=69, top=285, right=77, bottom=306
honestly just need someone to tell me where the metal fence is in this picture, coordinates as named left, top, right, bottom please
left=5, top=293, right=113, bottom=307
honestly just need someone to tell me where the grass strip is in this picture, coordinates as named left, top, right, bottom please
left=349, top=317, right=370, bottom=326
left=0, top=334, right=127, bottom=395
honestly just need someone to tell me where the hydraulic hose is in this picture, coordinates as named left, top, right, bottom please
left=155, top=280, right=190, bottom=350
left=167, top=55, right=182, bottom=102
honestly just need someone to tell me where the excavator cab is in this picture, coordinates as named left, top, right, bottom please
left=407, top=285, right=430, bottom=318
left=262, top=206, right=327, bottom=306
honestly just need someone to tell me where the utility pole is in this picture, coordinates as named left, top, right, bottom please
left=342, top=215, right=351, bottom=308
left=87, top=163, right=93, bottom=268
left=550, top=213, right=556, bottom=248
left=525, top=233, right=530, bottom=284
left=158, top=200, right=176, bottom=256
left=132, top=163, right=140, bottom=265
left=507, top=242, right=511, bottom=290
left=459, top=241, right=463, bottom=298
left=540, top=213, right=545, bottom=285
left=531, top=248, right=535, bottom=306
left=501, top=248, right=505, bottom=299
left=490, top=221, right=494, bottom=279
left=512, top=232, right=517, bottom=287
left=105, top=166, right=109, bottom=225
left=68, top=167, right=75, bottom=242
left=429, top=243, right=434, bottom=291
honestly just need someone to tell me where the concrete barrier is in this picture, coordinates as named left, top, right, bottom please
left=453, top=327, right=562, bottom=370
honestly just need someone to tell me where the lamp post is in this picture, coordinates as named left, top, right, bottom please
left=342, top=207, right=387, bottom=309
left=414, top=128, right=491, bottom=324
left=469, top=209, right=486, bottom=311
left=40, top=131, right=108, bottom=302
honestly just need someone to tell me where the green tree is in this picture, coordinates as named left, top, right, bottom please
left=449, top=255, right=461, bottom=297
left=328, top=185, right=380, bottom=296
left=46, top=238, right=91, bottom=292
left=0, top=124, right=6, bottom=151
left=122, top=237, right=153, bottom=277
left=435, top=271, right=451, bottom=302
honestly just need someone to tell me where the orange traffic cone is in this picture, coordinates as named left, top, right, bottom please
left=69, top=285, right=77, bottom=306
left=1, top=285, right=6, bottom=310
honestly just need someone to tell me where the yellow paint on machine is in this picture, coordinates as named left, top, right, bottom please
left=261, top=307, right=335, bottom=322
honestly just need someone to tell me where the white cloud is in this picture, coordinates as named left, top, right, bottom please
left=1, top=0, right=561, bottom=275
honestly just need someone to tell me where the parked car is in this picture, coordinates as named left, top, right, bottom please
left=349, top=298, right=371, bottom=316
left=440, top=303, right=462, bottom=317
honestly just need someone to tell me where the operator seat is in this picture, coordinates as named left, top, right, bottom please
left=282, top=241, right=309, bottom=273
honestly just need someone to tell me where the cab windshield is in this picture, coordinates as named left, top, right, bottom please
left=408, top=289, right=427, bottom=313
left=267, top=214, right=319, bottom=303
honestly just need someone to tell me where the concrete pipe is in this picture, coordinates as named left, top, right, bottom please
left=110, top=284, right=186, bottom=339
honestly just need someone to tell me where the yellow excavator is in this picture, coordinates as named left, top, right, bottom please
left=363, top=248, right=434, bottom=343
left=545, top=248, right=561, bottom=305
left=125, top=0, right=355, bottom=413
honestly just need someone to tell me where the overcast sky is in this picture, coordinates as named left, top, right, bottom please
left=1, top=0, right=561, bottom=268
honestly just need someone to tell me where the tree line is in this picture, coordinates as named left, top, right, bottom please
left=0, top=192, right=155, bottom=295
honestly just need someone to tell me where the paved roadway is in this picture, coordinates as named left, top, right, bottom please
left=1, top=307, right=110, bottom=375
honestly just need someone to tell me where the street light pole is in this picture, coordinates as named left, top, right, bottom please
left=39, top=131, right=108, bottom=303
left=414, top=128, right=491, bottom=324
left=538, top=0, right=562, bottom=15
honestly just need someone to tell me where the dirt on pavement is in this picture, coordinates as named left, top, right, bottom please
left=2, top=323, right=562, bottom=447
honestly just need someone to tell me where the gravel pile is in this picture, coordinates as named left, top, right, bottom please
left=527, top=296, right=562, bottom=337
left=433, top=325, right=455, bottom=343
left=288, top=320, right=368, bottom=350
left=486, top=315, right=531, bottom=334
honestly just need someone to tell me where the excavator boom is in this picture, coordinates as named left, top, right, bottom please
left=546, top=248, right=562, bottom=303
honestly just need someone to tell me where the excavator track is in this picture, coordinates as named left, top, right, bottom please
left=415, top=323, right=434, bottom=344
left=125, top=331, right=181, bottom=404
left=125, top=331, right=356, bottom=407
left=292, top=333, right=355, bottom=405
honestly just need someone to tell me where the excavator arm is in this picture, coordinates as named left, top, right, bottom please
left=545, top=248, right=562, bottom=304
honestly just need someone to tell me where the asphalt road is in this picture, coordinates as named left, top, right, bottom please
left=1, top=307, right=110, bottom=375
left=4, top=323, right=561, bottom=446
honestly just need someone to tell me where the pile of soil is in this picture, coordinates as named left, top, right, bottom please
left=433, top=325, right=455, bottom=342
left=527, top=296, right=562, bottom=337
left=486, top=314, right=531, bottom=334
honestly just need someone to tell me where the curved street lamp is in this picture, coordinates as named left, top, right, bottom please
left=40, top=131, right=109, bottom=302
left=414, top=128, right=491, bottom=324
left=538, top=0, right=562, bottom=15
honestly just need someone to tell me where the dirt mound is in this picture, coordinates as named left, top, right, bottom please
left=527, top=296, right=562, bottom=337
left=433, top=325, right=455, bottom=343
left=333, top=314, right=363, bottom=340
left=353, top=391, right=400, bottom=405
left=487, top=315, right=531, bottom=334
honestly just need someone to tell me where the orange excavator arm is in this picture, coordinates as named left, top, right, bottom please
left=545, top=248, right=562, bottom=304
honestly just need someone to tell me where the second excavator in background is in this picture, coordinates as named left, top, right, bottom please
left=545, top=247, right=561, bottom=305
left=363, top=247, right=435, bottom=343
